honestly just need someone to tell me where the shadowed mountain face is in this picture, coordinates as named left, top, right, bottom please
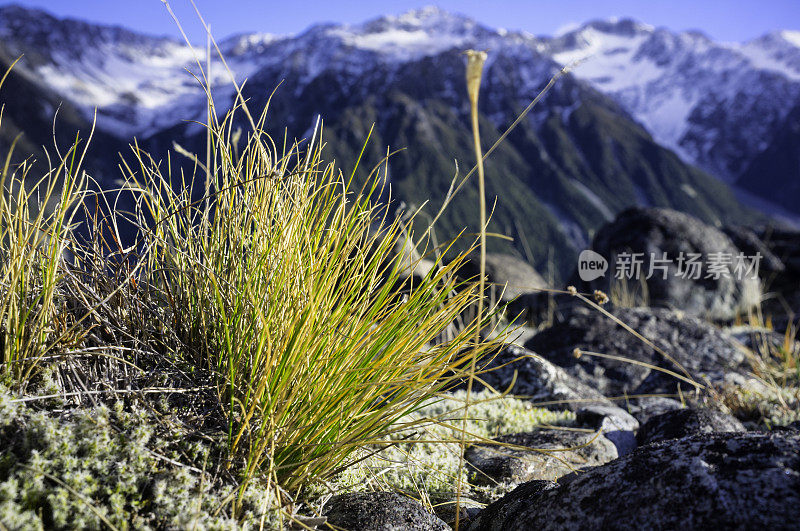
left=737, top=100, right=800, bottom=214
left=2, top=5, right=792, bottom=279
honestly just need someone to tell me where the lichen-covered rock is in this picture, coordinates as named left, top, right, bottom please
left=464, top=480, right=558, bottom=530
left=323, top=492, right=449, bottom=531
left=466, top=432, right=800, bottom=530
left=464, top=429, right=618, bottom=486
left=576, top=207, right=761, bottom=320
left=526, top=307, right=749, bottom=396
left=637, top=407, right=746, bottom=445
left=461, top=344, right=612, bottom=411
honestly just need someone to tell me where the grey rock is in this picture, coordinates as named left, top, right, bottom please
left=575, top=404, right=639, bottom=455
left=464, top=429, right=618, bottom=486
left=457, top=252, right=547, bottom=303
left=323, top=492, right=449, bottom=531
left=463, top=344, right=613, bottom=411
left=637, top=407, right=746, bottom=445
left=752, top=225, right=800, bottom=329
left=722, top=225, right=785, bottom=275
left=625, top=397, right=684, bottom=424
left=525, top=306, right=749, bottom=396
left=465, top=481, right=558, bottom=531
left=467, top=432, right=800, bottom=530
left=428, top=495, right=482, bottom=528
left=756, top=225, right=800, bottom=276
left=456, top=253, right=549, bottom=322
left=576, top=207, right=761, bottom=320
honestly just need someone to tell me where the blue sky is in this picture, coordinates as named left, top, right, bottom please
left=2, top=1, right=798, bottom=43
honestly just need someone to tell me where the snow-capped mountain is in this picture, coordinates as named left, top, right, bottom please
left=0, top=5, right=543, bottom=138
left=1, top=4, right=795, bottom=276
left=545, top=19, right=800, bottom=182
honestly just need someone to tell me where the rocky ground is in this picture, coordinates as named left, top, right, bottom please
left=316, top=207, right=800, bottom=530
left=2, top=207, right=799, bottom=529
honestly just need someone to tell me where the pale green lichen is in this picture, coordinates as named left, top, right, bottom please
left=320, top=390, right=574, bottom=501
left=723, top=383, right=800, bottom=428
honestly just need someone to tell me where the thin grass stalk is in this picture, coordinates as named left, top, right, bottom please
left=455, top=49, right=488, bottom=530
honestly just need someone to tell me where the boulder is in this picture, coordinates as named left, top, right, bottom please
left=455, top=253, right=549, bottom=322
left=428, top=495, right=483, bottom=529
left=722, top=225, right=784, bottom=276
left=464, top=480, right=558, bottom=530
left=637, top=407, right=746, bottom=445
left=576, top=207, right=761, bottom=320
left=525, top=307, right=749, bottom=396
left=464, top=428, right=618, bottom=486
left=752, top=225, right=800, bottom=328
left=457, top=253, right=547, bottom=302
left=461, top=344, right=613, bottom=411
left=756, top=225, right=800, bottom=276
left=574, top=404, right=639, bottom=455
left=323, top=492, right=449, bottom=531
left=625, top=396, right=684, bottom=424
left=467, top=432, right=800, bottom=530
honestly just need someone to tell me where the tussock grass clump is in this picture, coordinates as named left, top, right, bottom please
left=0, top=48, right=505, bottom=521
left=0, top=28, right=575, bottom=521
left=723, top=314, right=800, bottom=428
left=123, top=100, right=500, bottom=498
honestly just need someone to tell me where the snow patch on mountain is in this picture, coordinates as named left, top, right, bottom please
left=782, top=30, right=800, bottom=48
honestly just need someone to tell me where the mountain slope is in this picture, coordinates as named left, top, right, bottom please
left=0, top=41, right=127, bottom=182
left=174, top=26, right=755, bottom=277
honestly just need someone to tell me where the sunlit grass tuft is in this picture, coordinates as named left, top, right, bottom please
left=121, top=95, right=501, bottom=502
left=0, top=61, right=90, bottom=390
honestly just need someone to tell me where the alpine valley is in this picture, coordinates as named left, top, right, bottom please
left=1, top=4, right=798, bottom=279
